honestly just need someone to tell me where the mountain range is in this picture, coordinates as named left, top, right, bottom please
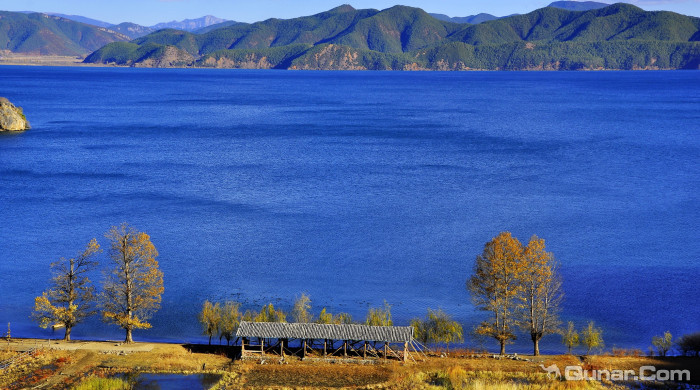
left=2, top=2, right=699, bottom=70
left=83, top=3, right=700, bottom=70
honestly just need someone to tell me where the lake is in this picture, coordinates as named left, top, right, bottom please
left=0, top=67, right=698, bottom=353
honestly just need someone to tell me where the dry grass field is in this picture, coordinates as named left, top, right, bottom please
left=1, top=340, right=697, bottom=389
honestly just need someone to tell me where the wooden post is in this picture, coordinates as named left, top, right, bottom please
left=323, top=340, right=327, bottom=356
left=343, top=341, right=347, bottom=357
left=302, top=340, right=306, bottom=359
left=363, top=342, right=367, bottom=359
left=403, top=342, right=408, bottom=362
left=241, top=338, right=246, bottom=357
left=261, top=338, right=264, bottom=355
left=384, top=343, right=388, bottom=359
left=280, top=339, right=284, bottom=357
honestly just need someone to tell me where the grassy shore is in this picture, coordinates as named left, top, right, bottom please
left=1, top=338, right=697, bottom=389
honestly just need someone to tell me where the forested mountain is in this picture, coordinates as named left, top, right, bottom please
left=0, top=11, right=129, bottom=55
left=62, top=4, right=700, bottom=69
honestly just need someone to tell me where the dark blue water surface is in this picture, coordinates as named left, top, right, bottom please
left=0, top=67, right=698, bottom=353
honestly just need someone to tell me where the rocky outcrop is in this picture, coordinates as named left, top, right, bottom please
left=0, top=97, right=30, bottom=131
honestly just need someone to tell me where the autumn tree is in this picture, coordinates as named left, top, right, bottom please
left=101, top=223, right=164, bottom=343
left=562, top=321, right=580, bottom=354
left=219, top=301, right=241, bottom=346
left=581, top=321, right=604, bottom=355
left=292, top=293, right=312, bottom=323
left=199, top=300, right=221, bottom=345
left=316, top=308, right=353, bottom=325
left=32, top=239, right=101, bottom=341
left=652, top=331, right=673, bottom=357
left=365, top=301, right=393, bottom=326
left=255, top=303, right=286, bottom=322
left=333, top=312, right=353, bottom=324
left=411, top=309, right=464, bottom=351
left=519, top=235, right=563, bottom=356
left=468, top=232, right=525, bottom=355
left=317, top=308, right=333, bottom=324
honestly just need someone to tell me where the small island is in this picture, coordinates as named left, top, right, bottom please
left=0, top=97, right=30, bottom=131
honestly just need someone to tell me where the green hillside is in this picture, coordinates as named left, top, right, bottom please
left=83, top=3, right=700, bottom=70
left=0, top=11, right=129, bottom=55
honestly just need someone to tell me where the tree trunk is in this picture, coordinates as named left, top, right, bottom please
left=125, top=328, right=133, bottom=343
left=64, top=325, right=72, bottom=341
left=500, top=340, right=506, bottom=355
left=532, top=333, right=541, bottom=356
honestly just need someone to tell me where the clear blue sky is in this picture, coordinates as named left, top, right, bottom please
left=4, top=0, right=699, bottom=25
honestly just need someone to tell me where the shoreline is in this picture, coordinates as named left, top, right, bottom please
left=0, top=55, right=689, bottom=71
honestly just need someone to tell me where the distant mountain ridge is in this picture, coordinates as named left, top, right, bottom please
left=13, top=12, right=232, bottom=39
left=151, top=15, right=228, bottom=31
left=83, top=3, right=700, bottom=70
left=548, top=1, right=609, bottom=11
left=429, top=13, right=499, bottom=24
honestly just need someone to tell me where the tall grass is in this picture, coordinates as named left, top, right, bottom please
left=72, top=376, right=130, bottom=390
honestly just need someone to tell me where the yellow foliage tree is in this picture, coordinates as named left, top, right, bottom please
left=365, top=301, right=393, bottom=326
left=101, top=223, right=163, bottom=343
left=31, top=239, right=101, bottom=341
left=292, top=293, right=312, bottom=323
left=255, top=303, right=286, bottom=323
left=468, top=232, right=525, bottom=355
left=316, top=308, right=333, bottom=324
left=199, top=300, right=221, bottom=345
left=219, top=301, right=241, bottom=346
left=520, top=235, right=562, bottom=356
left=411, top=308, right=464, bottom=351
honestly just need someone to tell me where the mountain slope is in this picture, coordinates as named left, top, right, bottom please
left=84, top=3, right=700, bottom=70
left=0, top=11, right=129, bottom=55
left=193, top=20, right=242, bottom=34
left=109, top=22, right=155, bottom=39
left=44, top=13, right=113, bottom=28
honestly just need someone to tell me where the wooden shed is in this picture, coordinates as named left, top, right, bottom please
left=236, top=321, right=417, bottom=362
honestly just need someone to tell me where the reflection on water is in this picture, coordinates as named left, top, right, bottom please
left=116, top=373, right=221, bottom=390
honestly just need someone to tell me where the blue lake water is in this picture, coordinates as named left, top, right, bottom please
left=0, top=66, right=698, bottom=354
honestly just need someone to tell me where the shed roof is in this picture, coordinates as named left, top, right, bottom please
left=236, top=321, right=413, bottom=343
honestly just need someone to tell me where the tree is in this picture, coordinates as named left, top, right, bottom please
left=581, top=321, right=604, bottom=355
left=219, top=301, right=241, bottom=346
left=411, top=309, right=464, bottom=351
left=519, top=235, right=563, bottom=356
left=676, top=332, right=700, bottom=357
left=651, top=331, right=673, bottom=357
left=292, top=293, right=312, bottom=323
left=255, top=303, right=286, bottom=322
left=333, top=312, right=353, bottom=325
left=101, top=223, right=164, bottom=343
left=468, top=232, right=525, bottom=355
left=365, top=301, right=393, bottom=326
left=562, top=321, right=579, bottom=354
left=32, top=239, right=101, bottom=341
left=199, top=300, right=221, bottom=345
left=317, top=308, right=333, bottom=324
